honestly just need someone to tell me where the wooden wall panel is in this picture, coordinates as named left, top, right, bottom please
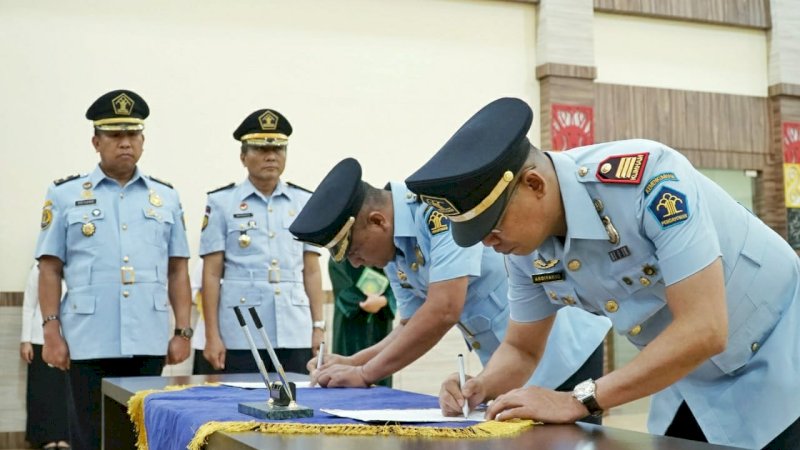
left=0, top=292, right=22, bottom=307
left=595, top=84, right=770, bottom=169
left=594, top=0, right=769, bottom=29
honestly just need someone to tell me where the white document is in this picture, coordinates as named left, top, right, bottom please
left=221, top=381, right=313, bottom=389
left=321, top=408, right=486, bottom=423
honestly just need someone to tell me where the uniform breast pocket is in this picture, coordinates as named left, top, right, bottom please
left=141, top=207, right=174, bottom=247
left=288, top=284, right=310, bottom=307
left=541, top=283, right=582, bottom=309
left=66, top=210, right=106, bottom=248
left=64, top=294, right=96, bottom=315
left=608, top=256, right=664, bottom=299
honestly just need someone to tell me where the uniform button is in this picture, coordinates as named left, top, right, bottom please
left=622, top=277, right=633, bottom=286
left=406, top=193, right=414, bottom=199
left=123, top=256, right=129, bottom=263
left=642, top=265, right=658, bottom=276
left=548, top=291, right=558, bottom=300
left=593, top=199, right=604, bottom=212
left=629, top=325, right=642, bottom=336
left=122, top=224, right=128, bottom=231
left=240, top=297, right=246, bottom=304
left=72, top=304, right=77, bottom=310
left=119, top=193, right=124, bottom=199
left=122, top=291, right=130, bottom=297
left=275, top=287, right=281, bottom=295
left=567, top=260, right=581, bottom=271
left=562, top=296, right=576, bottom=306
left=639, top=277, right=651, bottom=286
left=271, top=259, right=278, bottom=265
left=604, top=300, right=619, bottom=313
left=578, top=167, right=589, bottom=177
left=268, top=207, right=273, bottom=213
left=751, top=342, right=760, bottom=352
left=269, top=231, right=276, bottom=238
left=410, top=262, right=418, bottom=271
left=600, top=163, right=613, bottom=174
left=472, top=341, right=481, bottom=350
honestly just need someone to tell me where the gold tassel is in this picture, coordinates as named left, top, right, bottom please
left=188, top=419, right=535, bottom=450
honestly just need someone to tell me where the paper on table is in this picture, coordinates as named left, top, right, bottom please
left=221, top=381, right=313, bottom=389
left=321, top=408, right=485, bottom=423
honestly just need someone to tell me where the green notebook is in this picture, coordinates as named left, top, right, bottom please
left=356, top=267, right=390, bottom=295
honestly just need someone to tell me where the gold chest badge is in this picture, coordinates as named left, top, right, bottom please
left=149, top=190, right=162, bottom=207
left=81, top=222, right=96, bottom=237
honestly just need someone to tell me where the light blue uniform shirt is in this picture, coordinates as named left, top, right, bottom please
left=507, top=139, right=800, bottom=448
left=386, top=182, right=609, bottom=388
left=199, top=178, right=321, bottom=350
left=35, top=165, right=190, bottom=360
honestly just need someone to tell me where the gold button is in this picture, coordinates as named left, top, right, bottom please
left=119, top=193, right=124, bottom=199
left=639, top=277, right=651, bottom=286
left=629, top=325, right=642, bottom=336
left=472, top=341, right=481, bottom=350
left=275, top=288, right=281, bottom=295
left=622, top=277, right=633, bottom=285
left=642, top=265, right=657, bottom=276
left=562, top=296, right=576, bottom=306
left=268, top=207, right=273, bottom=213
left=548, top=291, right=558, bottom=300
left=240, top=297, right=246, bottom=304
left=72, top=304, right=77, bottom=310
left=122, top=291, right=129, bottom=297
left=593, top=199, right=604, bottom=212
left=578, top=167, right=589, bottom=177
left=123, top=256, right=129, bottom=263
left=567, top=260, right=581, bottom=271
left=600, top=163, right=612, bottom=174
left=751, top=342, right=760, bottom=352
left=269, top=231, right=276, bottom=238
left=122, top=224, right=128, bottom=231
left=271, top=259, right=278, bottom=265
left=605, top=300, right=619, bottom=313
left=410, top=262, right=418, bottom=271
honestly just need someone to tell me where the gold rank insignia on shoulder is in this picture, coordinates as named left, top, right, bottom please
left=596, top=153, right=649, bottom=184
left=533, top=258, right=559, bottom=270
left=426, top=209, right=450, bottom=235
left=41, top=200, right=53, bottom=229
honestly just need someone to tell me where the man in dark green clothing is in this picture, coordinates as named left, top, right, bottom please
left=328, top=258, right=395, bottom=387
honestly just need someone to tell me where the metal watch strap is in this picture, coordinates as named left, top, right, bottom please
left=42, top=315, right=59, bottom=327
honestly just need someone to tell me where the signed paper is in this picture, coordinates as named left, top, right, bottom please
left=321, top=408, right=486, bottom=423
left=221, top=381, right=313, bottom=389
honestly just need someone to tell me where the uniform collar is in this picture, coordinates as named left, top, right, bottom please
left=548, top=151, right=609, bottom=242
left=238, top=177, right=290, bottom=202
left=389, top=181, right=416, bottom=239
left=88, top=164, right=144, bottom=189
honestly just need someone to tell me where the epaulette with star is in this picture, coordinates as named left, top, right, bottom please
left=287, top=182, right=312, bottom=194
left=207, top=182, right=235, bottom=195
left=596, top=153, right=648, bottom=184
left=53, top=173, right=82, bottom=186
left=148, top=175, right=174, bottom=189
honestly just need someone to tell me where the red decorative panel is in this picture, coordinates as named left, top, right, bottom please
left=783, top=122, right=800, bottom=163
left=551, top=104, right=594, bottom=151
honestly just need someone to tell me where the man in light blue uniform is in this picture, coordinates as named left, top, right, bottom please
left=408, top=97, right=800, bottom=449
left=198, top=109, right=325, bottom=375
left=36, top=89, right=192, bottom=450
left=289, top=158, right=610, bottom=415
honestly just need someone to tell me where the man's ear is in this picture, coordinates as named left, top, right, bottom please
left=522, top=168, right=547, bottom=198
left=91, top=135, right=100, bottom=151
left=366, top=211, right=389, bottom=230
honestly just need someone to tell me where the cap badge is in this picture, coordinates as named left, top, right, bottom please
left=111, top=93, right=134, bottom=116
left=258, top=111, right=279, bottom=130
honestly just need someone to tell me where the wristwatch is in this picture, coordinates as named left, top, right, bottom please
left=572, top=379, right=603, bottom=417
left=312, top=320, right=326, bottom=331
left=174, top=327, right=194, bottom=340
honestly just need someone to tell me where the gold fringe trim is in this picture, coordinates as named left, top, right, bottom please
left=188, top=418, right=535, bottom=450
left=127, top=382, right=221, bottom=450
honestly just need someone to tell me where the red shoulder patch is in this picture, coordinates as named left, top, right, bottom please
left=596, top=153, right=648, bottom=184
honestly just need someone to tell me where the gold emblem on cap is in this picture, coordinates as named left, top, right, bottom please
left=600, top=163, right=612, bottom=174
left=534, top=259, right=559, bottom=270
left=112, top=93, right=134, bottom=115
left=82, top=222, right=96, bottom=237
left=148, top=190, right=162, bottom=207
left=258, top=111, right=279, bottom=130
left=238, top=233, right=251, bottom=248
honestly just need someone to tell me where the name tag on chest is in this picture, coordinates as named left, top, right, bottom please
left=531, top=271, right=565, bottom=284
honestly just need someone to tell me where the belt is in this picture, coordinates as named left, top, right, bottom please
left=224, top=268, right=304, bottom=283
left=66, top=267, right=161, bottom=288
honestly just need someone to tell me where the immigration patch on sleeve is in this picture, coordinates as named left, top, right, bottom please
left=648, top=186, right=689, bottom=228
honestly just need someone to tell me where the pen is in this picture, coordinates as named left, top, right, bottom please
left=458, top=353, right=469, bottom=418
left=317, top=341, right=325, bottom=370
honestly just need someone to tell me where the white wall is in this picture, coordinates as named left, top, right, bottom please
left=0, top=0, right=539, bottom=291
left=594, top=13, right=768, bottom=96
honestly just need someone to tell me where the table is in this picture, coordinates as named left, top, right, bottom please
left=102, top=374, right=744, bottom=450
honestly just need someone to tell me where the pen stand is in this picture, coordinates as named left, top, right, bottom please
left=238, top=381, right=314, bottom=420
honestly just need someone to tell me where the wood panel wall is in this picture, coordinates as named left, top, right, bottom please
left=594, top=0, right=769, bottom=29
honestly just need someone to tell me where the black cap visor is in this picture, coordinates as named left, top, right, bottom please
left=450, top=187, right=512, bottom=247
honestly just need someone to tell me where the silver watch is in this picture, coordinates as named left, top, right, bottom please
left=572, top=379, right=603, bottom=417
left=312, top=320, right=326, bottom=331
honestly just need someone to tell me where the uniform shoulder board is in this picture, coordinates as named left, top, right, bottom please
left=148, top=175, right=174, bottom=189
left=287, top=182, right=313, bottom=194
left=207, top=182, right=235, bottom=195
left=425, top=207, right=450, bottom=236
left=596, top=152, right=649, bottom=184
left=53, top=173, right=81, bottom=186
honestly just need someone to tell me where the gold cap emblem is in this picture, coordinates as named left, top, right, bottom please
left=112, top=93, right=134, bottom=115
left=259, top=111, right=279, bottom=130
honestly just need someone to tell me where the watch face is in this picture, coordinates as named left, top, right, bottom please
left=573, top=380, right=595, bottom=400
left=177, top=328, right=194, bottom=339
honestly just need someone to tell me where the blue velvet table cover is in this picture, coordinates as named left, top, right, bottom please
left=143, top=385, right=478, bottom=450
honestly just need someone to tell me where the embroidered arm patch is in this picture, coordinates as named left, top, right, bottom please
left=648, top=186, right=689, bottom=228
left=426, top=209, right=450, bottom=235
